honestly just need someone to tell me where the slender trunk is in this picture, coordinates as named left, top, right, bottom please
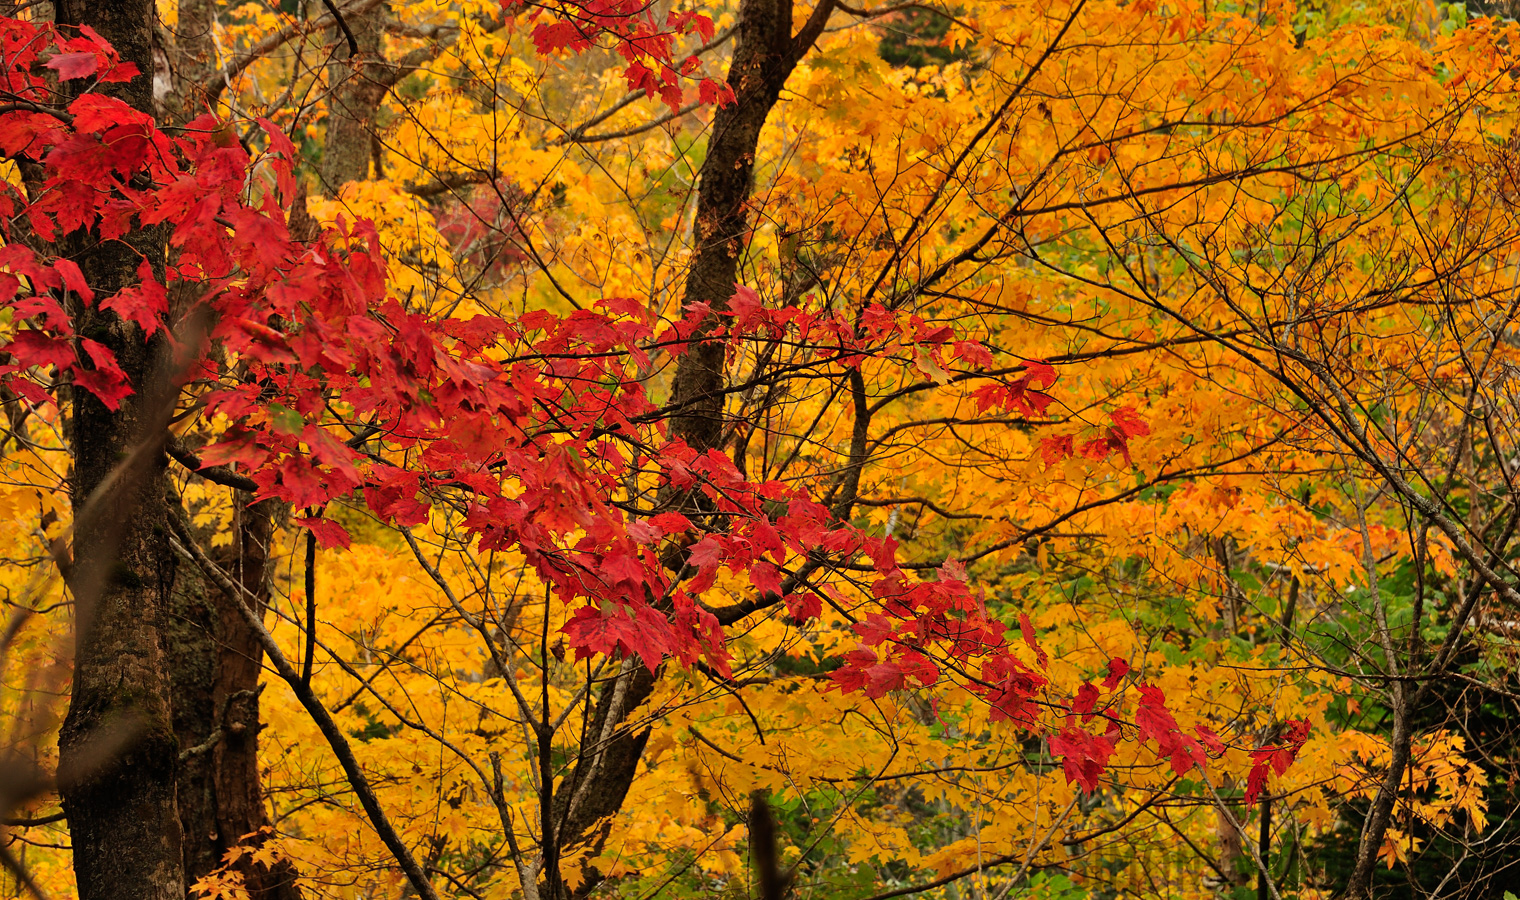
left=1256, top=796, right=1271, bottom=900
left=1215, top=794, right=1246, bottom=888
left=210, top=498, right=300, bottom=900
left=168, top=555, right=220, bottom=883
left=163, top=0, right=218, bottom=121
left=159, top=9, right=304, bottom=894
left=1346, top=693, right=1413, bottom=898
left=664, top=0, right=806, bottom=462
left=548, top=667, right=656, bottom=900
left=53, top=0, right=183, bottom=897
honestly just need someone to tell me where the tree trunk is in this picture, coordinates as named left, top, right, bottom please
left=547, top=666, right=656, bottom=900
left=664, top=0, right=811, bottom=462
left=321, top=3, right=388, bottom=190
left=162, top=0, right=218, bottom=121
left=170, top=496, right=302, bottom=899
left=540, top=2, right=835, bottom=897
left=53, top=1, right=183, bottom=897
left=1346, top=693, right=1413, bottom=899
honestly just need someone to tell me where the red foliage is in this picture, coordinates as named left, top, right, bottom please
left=508, top=0, right=731, bottom=112
left=1050, top=724, right=1119, bottom=793
left=1246, top=719, right=1312, bottom=803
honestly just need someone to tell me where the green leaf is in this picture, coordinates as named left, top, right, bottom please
left=268, top=404, right=302, bottom=435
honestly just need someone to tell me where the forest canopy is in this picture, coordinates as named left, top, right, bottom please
left=0, top=0, right=1517, bottom=899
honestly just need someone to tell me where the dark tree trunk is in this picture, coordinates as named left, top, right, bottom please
left=58, top=323, right=183, bottom=900
left=205, top=499, right=296, bottom=900
left=167, top=559, right=219, bottom=882
left=53, top=1, right=183, bottom=897
left=664, top=0, right=827, bottom=459
left=547, top=666, right=656, bottom=900
left=541, top=2, right=834, bottom=897
left=170, top=497, right=302, bottom=899
left=1346, top=692, right=1413, bottom=900
left=321, top=3, right=389, bottom=190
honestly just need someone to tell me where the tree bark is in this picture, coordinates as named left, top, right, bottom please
left=1346, top=693, right=1413, bottom=899
left=169, top=496, right=302, bottom=899
left=665, top=0, right=823, bottom=460
left=53, top=1, right=183, bottom=897
left=161, top=0, right=218, bottom=122
left=321, top=2, right=388, bottom=190
left=547, top=666, right=656, bottom=900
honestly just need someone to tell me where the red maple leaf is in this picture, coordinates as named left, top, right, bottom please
left=783, top=591, right=821, bottom=623
left=1040, top=433, right=1073, bottom=465
left=1101, top=657, right=1130, bottom=690
left=1135, top=684, right=1209, bottom=775
left=698, top=78, right=734, bottom=107
left=1018, top=612, right=1049, bottom=668
left=1050, top=725, right=1118, bottom=793
left=1245, top=719, right=1312, bottom=803
left=45, top=51, right=98, bottom=80
left=295, top=515, right=352, bottom=550
left=1109, top=406, right=1151, bottom=438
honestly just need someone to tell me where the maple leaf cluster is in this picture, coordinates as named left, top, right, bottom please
left=0, top=25, right=868, bottom=685
left=511, top=0, right=733, bottom=111
left=828, top=551, right=1312, bottom=796
left=1040, top=404, right=1152, bottom=466
left=0, top=20, right=331, bottom=412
